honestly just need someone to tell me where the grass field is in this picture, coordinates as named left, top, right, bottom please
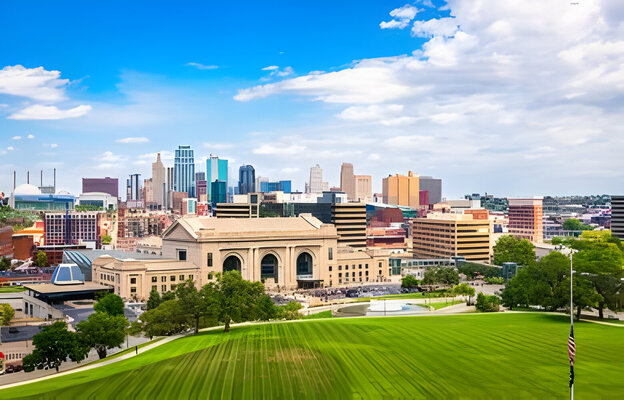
left=2, top=313, right=623, bottom=399
left=0, top=285, right=25, bottom=293
left=427, top=300, right=464, bottom=310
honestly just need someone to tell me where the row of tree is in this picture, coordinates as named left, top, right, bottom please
left=23, top=293, right=128, bottom=372
left=502, top=231, right=623, bottom=319
left=132, top=271, right=302, bottom=338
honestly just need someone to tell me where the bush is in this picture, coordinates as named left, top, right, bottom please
left=476, top=292, right=500, bottom=312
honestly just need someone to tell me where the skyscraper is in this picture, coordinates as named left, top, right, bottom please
left=419, top=176, right=442, bottom=205
left=307, top=164, right=328, bottom=193
left=239, top=165, right=255, bottom=194
left=174, top=145, right=195, bottom=198
left=206, top=155, right=228, bottom=203
left=354, top=175, right=372, bottom=202
left=82, top=177, right=118, bottom=198
left=152, top=153, right=166, bottom=208
left=127, top=174, right=141, bottom=201
left=508, top=197, right=543, bottom=243
left=612, top=195, right=624, bottom=240
left=340, top=163, right=355, bottom=201
left=382, top=171, right=419, bottom=208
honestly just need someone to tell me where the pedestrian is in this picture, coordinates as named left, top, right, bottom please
left=135, top=345, right=138, bottom=355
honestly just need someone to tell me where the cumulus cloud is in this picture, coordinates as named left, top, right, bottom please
left=27, top=134, right=34, bottom=139
left=380, top=5, right=422, bottom=30
left=8, top=104, right=92, bottom=120
left=116, top=137, right=149, bottom=144
left=260, top=66, right=295, bottom=81
left=186, top=62, right=219, bottom=70
left=12, top=136, right=21, bottom=140
left=262, top=66, right=279, bottom=71
left=50, top=143, right=58, bottom=148
left=0, top=65, right=69, bottom=102
left=98, top=151, right=125, bottom=162
left=234, top=0, right=624, bottom=195
left=6, top=146, right=14, bottom=151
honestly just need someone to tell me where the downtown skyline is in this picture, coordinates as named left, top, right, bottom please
left=1, top=0, right=624, bottom=198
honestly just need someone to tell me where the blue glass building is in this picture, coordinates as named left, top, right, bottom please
left=238, top=165, right=255, bottom=194
left=174, top=145, right=195, bottom=198
left=206, top=156, right=228, bottom=202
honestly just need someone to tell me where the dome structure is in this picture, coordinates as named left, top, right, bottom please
left=13, top=183, right=41, bottom=196
left=51, top=263, right=85, bottom=285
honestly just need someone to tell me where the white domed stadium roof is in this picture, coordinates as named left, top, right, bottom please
left=13, top=183, right=41, bottom=195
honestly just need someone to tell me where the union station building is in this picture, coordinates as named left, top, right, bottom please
left=92, top=214, right=390, bottom=300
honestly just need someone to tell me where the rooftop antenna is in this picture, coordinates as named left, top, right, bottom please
left=13, top=171, right=16, bottom=191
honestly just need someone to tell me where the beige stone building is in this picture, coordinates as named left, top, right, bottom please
left=412, top=212, right=493, bottom=262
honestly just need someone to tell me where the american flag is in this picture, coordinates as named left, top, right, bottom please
left=568, top=325, right=575, bottom=388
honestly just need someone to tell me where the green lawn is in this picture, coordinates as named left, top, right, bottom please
left=302, top=310, right=333, bottom=319
left=427, top=300, right=464, bottom=310
left=0, top=285, right=26, bottom=293
left=2, top=313, right=623, bottom=399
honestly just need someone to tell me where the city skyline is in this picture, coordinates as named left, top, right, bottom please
left=2, top=1, right=624, bottom=197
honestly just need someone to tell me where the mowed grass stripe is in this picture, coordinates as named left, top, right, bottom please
left=4, top=313, right=624, bottom=399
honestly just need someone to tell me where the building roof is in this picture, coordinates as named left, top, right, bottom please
left=164, top=214, right=330, bottom=239
left=24, top=282, right=112, bottom=294
left=67, top=249, right=164, bottom=262
left=13, top=184, right=41, bottom=195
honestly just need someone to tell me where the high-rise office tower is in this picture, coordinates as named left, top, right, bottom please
left=612, top=195, right=624, bottom=240
left=165, top=167, right=174, bottom=209
left=307, top=164, right=328, bottom=193
left=419, top=176, right=442, bottom=205
left=508, top=197, right=543, bottom=243
left=127, top=174, right=141, bottom=201
left=354, top=175, right=372, bottom=202
left=340, top=163, right=355, bottom=201
left=174, top=145, right=195, bottom=198
left=82, top=177, right=118, bottom=198
left=239, top=165, right=255, bottom=194
left=152, top=153, right=166, bottom=208
left=206, top=155, right=228, bottom=203
left=382, top=171, right=419, bottom=208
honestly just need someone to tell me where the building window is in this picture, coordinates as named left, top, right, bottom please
left=379, top=270, right=382, bottom=275
left=130, top=277, right=136, bottom=284
left=152, top=276, right=157, bottom=283
left=345, top=265, right=349, bottom=270
left=170, top=275, right=176, bottom=282
left=152, top=285, right=157, bottom=291
left=328, top=247, right=333, bottom=260
left=338, top=273, right=342, bottom=278
left=366, top=271, right=369, bottom=276
left=338, top=265, right=342, bottom=270
left=189, top=274, right=194, bottom=281
left=359, top=264, right=362, bottom=269
left=207, top=253, right=213, bottom=267
left=359, top=271, right=362, bottom=276
left=179, top=275, right=184, bottom=281
left=329, top=266, right=332, bottom=271
left=130, top=287, right=137, bottom=293
left=177, top=249, right=187, bottom=261
left=170, top=284, right=176, bottom=291
left=161, top=285, right=166, bottom=292
left=365, top=264, right=368, bottom=268
left=161, top=276, right=166, bottom=282
left=378, top=262, right=382, bottom=268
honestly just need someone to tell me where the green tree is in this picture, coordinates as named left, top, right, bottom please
left=176, top=279, right=207, bottom=334
left=0, top=303, right=15, bottom=325
left=493, top=235, right=536, bottom=266
left=22, top=322, right=86, bottom=372
left=0, top=257, right=11, bottom=271
left=573, top=241, right=623, bottom=318
left=202, top=270, right=264, bottom=332
left=452, top=283, right=476, bottom=304
left=161, top=291, right=176, bottom=302
left=401, top=275, right=419, bottom=289
left=551, top=237, right=563, bottom=246
left=147, top=288, right=162, bottom=310
left=476, top=293, right=500, bottom=312
left=139, top=299, right=189, bottom=337
left=563, top=218, right=593, bottom=231
left=77, top=312, right=128, bottom=359
left=101, top=235, right=112, bottom=245
left=278, top=301, right=303, bottom=320
left=457, top=263, right=502, bottom=279
left=256, top=294, right=278, bottom=321
left=563, top=275, right=601, bottom=320
left=94, top=293, right=125, bottom=316
left=422, top=267, right=459, bottom=286
left=35, top=250, right=48, bottom=267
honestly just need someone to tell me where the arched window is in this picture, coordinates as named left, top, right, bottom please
left=261, top=254, right=278, bottom=281
left=296, top=252, right=313, bottom=276
left=223, top=255, right=241, bottom=273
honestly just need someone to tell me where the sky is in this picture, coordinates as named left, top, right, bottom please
left=1, top=0, right=624, bottom=199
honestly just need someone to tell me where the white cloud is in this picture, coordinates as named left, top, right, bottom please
left=6, top=146, right=14, bottom=151
left=411, top=17, right=459, bottom=38
left=0, top=65, right=69, bottom=102
left=116, top=137, right=149, bottom=144
left=27, top=134, right=34, bottom=139
left=253, top=144, right=306, bottom=155
left=50, top=143, right=58, bottom=148
left=8, top=104, right=92, bottom=120
left=186, top=62, right=219, bottom=70
left=380, top=5, right=422, bottom=30
left=12, top=136, right=21, bottom=140
left=98, top=151, right=125, bottom=162
left=262, top=66, right=279, bottom=71
left=260, top=66, right=295, bottom=81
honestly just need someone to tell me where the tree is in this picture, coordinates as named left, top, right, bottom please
left=101, top=235, right=112, bottom=245
left=77, top=312, right=128, bottom=359
left=493, top=235, right=536, bottom=266
left=573, top=241, right=623, bottom=318
left=176, top=279, right=207, bottom=334
left=202, top=270, right=264, bottom=332
left=0, top=303, right=15, bottom=325
left=161, top=291, right=176, bottom=302
left=457, top=263, right=502, bottom=279
left=0, top=257, right=11, bottom=271
left=551, top=237, right=563, bottom=246
left=401, top=275, right=419, bottom=289
left=22, top=321, right=86, bottom=372
left=563, top=218, right=593, bottom=231
left=278, top=301, right=303, bottom=320
left=139, top=299, right=189, bottom=337
left=256, top=294, right=278, bottom=321
left=452, top=283, right=476, bottom=304
left=484, top=277, right=504, bottom=284
left=422, top=267, right=459, bottom=286
left=35, top=250, right=48, bottom=267
left=94, top=293, right=125, bottom=316
left=476, top=292, right=500, bottom=312
left=147, top=288, right=162, bottom=310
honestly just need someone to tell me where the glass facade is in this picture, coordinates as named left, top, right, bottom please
left=174, top=145, right=195, bottom=198
left=238, top=165, right=255, bottom=194
left=14, top=194, right=75, bottom=211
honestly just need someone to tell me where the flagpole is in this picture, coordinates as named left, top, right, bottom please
left=570, top=251, right=574, bottom=400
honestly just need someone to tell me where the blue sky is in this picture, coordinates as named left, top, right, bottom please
left=1, top=0, right=623, bottom=198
